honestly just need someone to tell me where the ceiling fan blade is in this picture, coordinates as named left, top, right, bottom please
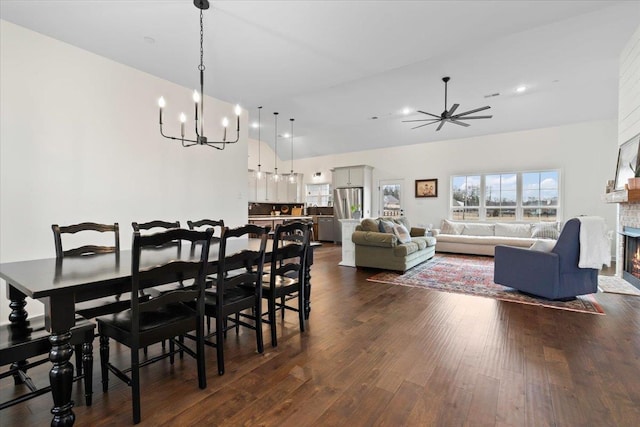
left=411, top=121, right=441, bottom=130
left=455, top=106, right=491, bottom=117
left=402, top=119, right=441, bottom=123
left=417, top=110, right=442, bottom=119
left=436, top=121, right=446, bottom=131
left=449, top=119, right=470, bottom=127
left=451, top=115, right=493, bottom=120
left=448, top=103, right=459, bottom=115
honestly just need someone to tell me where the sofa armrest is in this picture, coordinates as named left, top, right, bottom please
left=410, top=227, right=427, bottom=237
left=431, top=228, right=441, bottom=237
left=352, top=230, right=397, bottom=248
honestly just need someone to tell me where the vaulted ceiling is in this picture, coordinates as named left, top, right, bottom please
left=1, top=1, right=638, bottom=159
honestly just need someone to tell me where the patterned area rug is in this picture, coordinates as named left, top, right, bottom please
left=598, top=275, right=640, bottom=296
left=367, top=254, right=604, bottom=315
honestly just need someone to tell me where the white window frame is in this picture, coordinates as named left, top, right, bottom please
left=450, top=169, right=562, bottom=222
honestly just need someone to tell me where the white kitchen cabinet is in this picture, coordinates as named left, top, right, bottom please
left=333, top=166, right=368, bottom=187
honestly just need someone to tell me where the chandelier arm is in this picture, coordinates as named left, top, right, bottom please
left=159, top=125, right=199, bottom=144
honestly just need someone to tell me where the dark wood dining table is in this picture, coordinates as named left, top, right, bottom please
left=0, top=238, right=317, bottom=426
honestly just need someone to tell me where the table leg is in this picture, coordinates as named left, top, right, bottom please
left=45, top=295, right=77, bottom=427
left=7, top=285, right=29, bottom=384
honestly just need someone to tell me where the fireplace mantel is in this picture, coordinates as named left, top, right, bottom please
left=602, top=189, right=640, bottom=204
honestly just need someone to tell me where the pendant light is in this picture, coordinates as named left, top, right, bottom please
left=272, top=112, right=281, bottom=182
left=288, top=118, right=297, bottom=184
left=255, top=106, right=264, bottom=180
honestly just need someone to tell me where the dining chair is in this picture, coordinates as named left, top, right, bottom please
left=187, top=219, right=224, bottom=241
left=0, top=314, right=95, bottom=409
left=195, top=224, right=268, bottom=376
left=263, top=221, right=311, bottom=347
left=97, top=227, right=213, bottom=424
left=52, top=222, right=130, bottom=320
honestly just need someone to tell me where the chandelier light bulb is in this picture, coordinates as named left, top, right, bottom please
left=222, top=117, right=229, bottom=128
left=180, top=113, right=187, bottom=123
left=192, top=90, right=200, bottom=103
left=234, top=104, right=242, bottom=116
left=158, top=97, right=166, bottom=108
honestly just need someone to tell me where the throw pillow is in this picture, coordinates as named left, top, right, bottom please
left=393, top=224, right=412, bottom=244
left=530, top=240, right=556, bottom=252
left=441, top=219, right=465, bottom=235
left=360, top=218, right=379, bottom=232
left=378, top=219, right=396, bottom=234
left=531, top=222, right=560, bottom=240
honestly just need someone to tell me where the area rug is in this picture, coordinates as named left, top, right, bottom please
left=367, top=254, right=605, bottom=315
left=598, top=275, right=640, bottom=296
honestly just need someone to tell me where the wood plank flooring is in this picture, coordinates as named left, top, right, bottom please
left=2, top=245, right=640, bottom=426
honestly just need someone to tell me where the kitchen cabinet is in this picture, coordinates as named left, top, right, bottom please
left=248, top=171, right=303, bottom=203
left=333, top=166, right=368, bottom=187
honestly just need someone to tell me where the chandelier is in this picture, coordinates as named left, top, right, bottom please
left=157, top=0, right=241, bottom=149
left=288, top=118, right=297, bottom=184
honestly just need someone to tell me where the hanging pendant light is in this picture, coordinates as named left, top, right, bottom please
left=157, top=0, right=241, bottom=150
left=272, top=112, right=281, bottom=182
left=288, top=118, right=297, bottom=184
left=255, top=106, right=264, bottom=180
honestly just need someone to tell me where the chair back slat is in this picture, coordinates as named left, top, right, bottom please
left=270, top=222, right=310, bottom=285
left=188, top=219, right=225, bottom=242
left=132, top=220, right=180, bottom=232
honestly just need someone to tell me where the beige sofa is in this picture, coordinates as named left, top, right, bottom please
left=433, top=219, right=559, bottom=256
left=352, top=217, right=436, bottom=272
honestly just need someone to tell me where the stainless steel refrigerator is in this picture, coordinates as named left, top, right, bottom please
left=333, top=187, right=363, bottom=243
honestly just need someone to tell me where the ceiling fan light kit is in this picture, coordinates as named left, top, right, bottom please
left=403, top=76, right=493, bottom=131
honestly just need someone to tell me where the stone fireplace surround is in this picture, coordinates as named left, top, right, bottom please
left=617, top=201, right=640, bottom=288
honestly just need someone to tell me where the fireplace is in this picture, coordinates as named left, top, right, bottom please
left=621, top=226, right=640, bottom=290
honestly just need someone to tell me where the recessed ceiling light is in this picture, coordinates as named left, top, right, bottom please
left=282, top=133, right=290, bottom=138
left=516, top=86, right=527, bottom=93
left=402, top=107, right=412, bottom=115
left=251, top=122, right=259, bottom=128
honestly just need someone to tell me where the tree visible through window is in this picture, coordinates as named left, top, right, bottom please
left=450, top=171, right=560, bottom=222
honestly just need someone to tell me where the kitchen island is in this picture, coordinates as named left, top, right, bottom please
left=248, top=215, right=313, bottom=233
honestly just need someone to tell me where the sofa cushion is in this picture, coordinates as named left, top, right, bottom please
left=412, top=236, right=437, bottom=247
left=495, top=223, right=532, bottom=238
left=379, top=219, right=396, bottom=234
left=461, top=223, right=495, bottom=236
left=393, top=224, right=412, bottom=244
left=436, top=233, right=537, bottom=247
left=531, top=222, right=560, bottom=240
left=394, top=217, right=412, bottom=230
left=530, top=240, right=556, bottom=252
left=393, top=240, right=421, bottom=257
left=441, top=219, right=464, bottom=235
left=360, top=218, right=380, bottom=232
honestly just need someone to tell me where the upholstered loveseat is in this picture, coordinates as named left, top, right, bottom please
left=352, top=217, right=436, bottom=272
left=432, top=219, right=559, bottom=256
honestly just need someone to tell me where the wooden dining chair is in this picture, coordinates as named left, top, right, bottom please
left=195, top=224, right=268, bottom=376
left=97, top=228, right=213, bottom=424
left=0, top=314, right=95, bottom=409
left=187, top=219, right=224, bottom=241
left=263, top=221, right=311, bottom=347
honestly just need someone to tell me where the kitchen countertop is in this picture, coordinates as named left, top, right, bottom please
left=248, top=215, right=313, bottom=220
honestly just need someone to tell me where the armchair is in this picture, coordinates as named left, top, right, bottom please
left=494, top=218, right=598, bottom=300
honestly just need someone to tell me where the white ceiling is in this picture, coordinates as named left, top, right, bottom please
left=1, top=1, right=639, bottom=160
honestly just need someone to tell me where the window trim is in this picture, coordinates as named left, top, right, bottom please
left=450, top=169, right=561, bottom=222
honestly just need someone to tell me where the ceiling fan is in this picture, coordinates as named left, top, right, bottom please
left=403, top=76, right=492, bottom=131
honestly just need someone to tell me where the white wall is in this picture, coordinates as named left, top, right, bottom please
left=294, top=119, right=618, bottom=232
left=0, top=21, right=249, bottom=321
left=618, top=25, right=640, bottom=145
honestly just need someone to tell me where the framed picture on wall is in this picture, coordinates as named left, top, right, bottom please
left=614, top=132, right=640, bottom=190
left=415, top=179, right=438, bottom=198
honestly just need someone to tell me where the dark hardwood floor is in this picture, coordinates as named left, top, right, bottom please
left=2, top=245, right=640, bottom=426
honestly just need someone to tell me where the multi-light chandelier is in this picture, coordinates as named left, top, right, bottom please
left=157, top=0, right=241, bottom=149
left=272, top=112, right=281, bottom=182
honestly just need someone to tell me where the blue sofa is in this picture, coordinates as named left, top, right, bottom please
left=494, top=218, right=598, bottom=300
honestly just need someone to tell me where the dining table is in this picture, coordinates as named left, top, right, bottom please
left=0, top=238, right=317, bottom=426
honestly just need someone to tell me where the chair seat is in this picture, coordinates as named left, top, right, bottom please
left=1, top=315, right=95, bottom=366
left=203, top=286, right=255, bottom=309
left=97, top=302, right=196, bottom=346
left=76, top=294, right=137, bottom=319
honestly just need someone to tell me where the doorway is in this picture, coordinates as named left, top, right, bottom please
left=379, top=179, right=404, bottom=217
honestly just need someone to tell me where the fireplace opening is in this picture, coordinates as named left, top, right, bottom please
left=621, top=226, right=640, bottom=290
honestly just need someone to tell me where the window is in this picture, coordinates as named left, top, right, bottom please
left=450, top=170, right=560, bottom=222
left=305, top=183, right=331, bottom=207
